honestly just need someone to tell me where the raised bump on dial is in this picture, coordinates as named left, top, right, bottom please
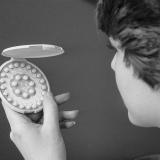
left=11, top=81, right=18, bottom=87
left=14, top=63, right=19, bottom=68
left=4, top=67, right=9, bottom=72
left=42, top=91, right=45, bottom=96
left=32, top=104, right=37, bottom=109
left=0, top=79, right=5, bottom=84
left=15, top=74, right=22, bottom=81
left=26, top=65, right=31, bottom=70
left=12, top=101, right=18, bottom=107
left=28, top=88, right=35, bottom=95
left=23, top=75, right=29, bottom=80
left=26, top=104, right=32, bottom=109
left=37, top=100, right=42, bottom=106
left=29, top=81, right=35, bottom=87
left=20, top=63, right=25, bottom=68
left=0, top=84, right=6, bottom=90
left=1, top=72, right=6, bottom=77
left=31, top=69, right=36, bottom=73
left=41, top=85, right=47, bottom=90
left=14, top=89, right=21, bottom=95
left=22, top=92, right=29, bottom=99
left=19, top=105, right=25, bottom=109
left=40, top=79, right=45, bottom=84
left=41, top=96, right=44, bottom=100
left=36, top=73, right=41, bottom=78
left=8, top=64, right=14, bottom=69
left=3, top=90, right=8, bottom=96
left=7, top=97, right=12, bottom=102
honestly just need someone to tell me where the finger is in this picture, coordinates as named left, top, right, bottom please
left=2, top=101, right=30, bottom=131
left=26, top=111, right=43, bottom=123
left=59, top=110, right=79, bottom=121
left=60, top=121, right=76, bottom=129
left=42, top=92, right=59, bottom=130
left=55, top=92, right=70, bottom=105
left=35, top=110, right=79, bottom=124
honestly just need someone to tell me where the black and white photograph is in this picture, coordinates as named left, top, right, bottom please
left=0, top=0, right=160, bottom=160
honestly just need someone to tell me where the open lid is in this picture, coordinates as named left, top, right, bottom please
left=2, top=44, right=64, bottom=58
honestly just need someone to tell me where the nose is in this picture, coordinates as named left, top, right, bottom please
left=111, top=54, right=116, bottom=71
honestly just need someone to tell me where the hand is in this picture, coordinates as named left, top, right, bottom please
left=2, top=92, right=79, bottom=160
left=26, top=92, right=79, bottom=129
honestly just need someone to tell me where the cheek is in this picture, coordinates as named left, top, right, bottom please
left=114, top=56, right=160, bottom=127
left=114, top=54, right=134, bottom=109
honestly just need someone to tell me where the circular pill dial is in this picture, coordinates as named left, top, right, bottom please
left=0, top=59, right=50, bottom=113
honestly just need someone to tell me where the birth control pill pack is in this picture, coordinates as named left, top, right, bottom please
left=0, top=44, right=64, bottom=113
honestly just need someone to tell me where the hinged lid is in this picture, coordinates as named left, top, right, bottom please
left=2, top=44, right=64, bottom=58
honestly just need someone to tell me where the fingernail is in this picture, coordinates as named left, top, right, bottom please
left=72, top=121, right=76, bottom=125
left=73, top=110, right=79, bottom=114
left=63, top=92, right=70, bottom=97
left=62, top=92, right=70, bottom=98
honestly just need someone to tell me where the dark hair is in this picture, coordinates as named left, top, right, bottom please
left=96, top=0, right=160, bottom=89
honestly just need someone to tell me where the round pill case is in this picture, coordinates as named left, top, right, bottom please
left=0, top=44, right=64, bottom=113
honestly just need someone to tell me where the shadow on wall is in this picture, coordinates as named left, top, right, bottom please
left=82, top=0, right=98, bottom=5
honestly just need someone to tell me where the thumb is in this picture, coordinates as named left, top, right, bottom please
left=42, top=92, right=59, bottom=131
left=2, top=100, right=30, bottom=131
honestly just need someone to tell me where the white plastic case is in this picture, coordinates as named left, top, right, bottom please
left=0, top=44, right=64, bottom=113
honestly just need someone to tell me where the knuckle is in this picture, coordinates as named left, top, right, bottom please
left=11, top=131, right=21, bottom=138
left=9, top=131, right=20, bottom=142
left=9, top=132, right=14, bottom=141
left=11, top=127, right=25, bottom=139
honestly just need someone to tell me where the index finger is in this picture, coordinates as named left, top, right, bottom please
left=42, top=92, right=60, bottom=131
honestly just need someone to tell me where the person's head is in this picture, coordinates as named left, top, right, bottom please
left=96, top=0, right=160, bottom=127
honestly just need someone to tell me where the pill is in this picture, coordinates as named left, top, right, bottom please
left=26, top=65, right=31, bottom=70
left=31, top=69, right=36, bottom=73
left=4, top=67, right=9, bottom=72
left=20, top=63, right=25, bottom=68
left=41, top=85, right=47, bottom=90
left=1, top=72, right=6, bottom=77
left=26, top=104, right=32, bottom=109
left=28, top=88, right=35, bottom=95
left=15, top=74, right=21, bottom=80
left=11, top=81, right=18, bottom=87
left=3, top=90, right=8, bottom=96
left=14, top=63, right=19, bottom=68
left=12, top=101, right=18, bottom=107
left=22, top=92, right=29, bottom=98
left=23, top=75, right=29, bottom=80
left=8, top=64, right=14, bottom=69
left=32, top=104, right=37, bottom=109
left=37, top=100, right=42, bottom=106
left=40, top=79, right=45, bottom=84
left=0, top=79, right=5, bottom=83
left=36, top=73, right=41, bottom=78
left=42, top=91, right=46, bottom=96
left=40, top=97, right=43, bottom=101
left=0, top=85, right=6, bottom=90
left=29, top=81, right=35, bottom=86
left=7, top=97, right=12, bottom=102
left=14, top=89, right=21, bottom=95
left=19, top=105, right=25, bottom=109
